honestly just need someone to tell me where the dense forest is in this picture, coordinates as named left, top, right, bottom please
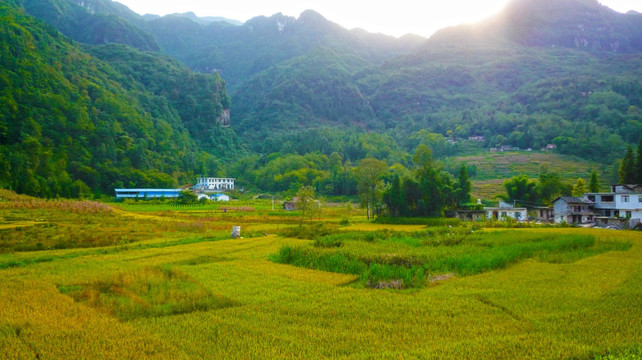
left=2, top=0, right=642, bottom=204
left=0, top=2, right=228, bottom=197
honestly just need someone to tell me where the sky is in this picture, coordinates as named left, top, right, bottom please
left=115, top=0, right=642, bottom=38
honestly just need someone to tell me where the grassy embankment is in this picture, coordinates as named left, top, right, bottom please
left=0, top=190, right=640, bottom=359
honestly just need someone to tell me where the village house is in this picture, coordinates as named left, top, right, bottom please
left=553, top=196, right=594, bottom=224
left=193, top=177, right=235, bottom=191
left=197, top=193, right=230, bottom=202
left=531, top=206, right=554, bottom=223
left=484, top=201, right=528, bottom=221
left=585, top=184, right=642, bottom=227
left=446, top=209, right=487, bottom=221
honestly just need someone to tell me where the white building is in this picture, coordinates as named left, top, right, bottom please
left=585, top=184, right=642, bottom=220
left=197, top=193, right=230, bottom=201
left=485, top=201, right=528, bottom=221
left=193, top=177, right=235, bottom=191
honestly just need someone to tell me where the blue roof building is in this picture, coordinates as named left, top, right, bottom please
left=115, top=189, right=182, bottom=198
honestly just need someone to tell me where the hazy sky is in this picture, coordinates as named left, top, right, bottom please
left=115, top=0, right=642, bottom=38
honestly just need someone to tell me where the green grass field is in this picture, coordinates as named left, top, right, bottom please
left=0, top=190, right=640, bottom=359
left=449, top=151, right=610, bottom=200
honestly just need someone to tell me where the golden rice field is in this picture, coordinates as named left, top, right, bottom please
left=0, top=191, right=641, bottom=359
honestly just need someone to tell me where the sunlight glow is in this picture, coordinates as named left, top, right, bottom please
left=115, top=0, right=642, bottom=38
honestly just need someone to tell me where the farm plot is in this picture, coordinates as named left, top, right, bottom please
left=0, top=193, right=640, bottom=359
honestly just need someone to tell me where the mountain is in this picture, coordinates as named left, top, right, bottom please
left=156, top=12, right=243, bottom=26
left=147, top=9, right=425, bottom=90
left=17, top=0, right=160, bottom=51
left=424, top=0, right=642, bottom=53
left=0, top=2, right=231, bottom=197
left=230, top=0, right=642, bottom=159
left=84, top=43, right=235, bottom=151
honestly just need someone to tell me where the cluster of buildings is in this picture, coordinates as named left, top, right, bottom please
left=451, top=184, right=642, bottom=229
left=554, top=184, right=642, bottom=228
left=115, top=177, right=235, bottom=202
left=488, top=144, right=556, bottom=153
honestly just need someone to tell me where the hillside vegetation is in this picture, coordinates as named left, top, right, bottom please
left=0, top=3, right=233, bottom=197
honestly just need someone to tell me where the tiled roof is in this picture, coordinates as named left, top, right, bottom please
left=556, top=196, right=593, bottom=204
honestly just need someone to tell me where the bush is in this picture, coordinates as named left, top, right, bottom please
left=313, top=235, right=343, bottom=248
left=278, top=223, right=336, bottom=239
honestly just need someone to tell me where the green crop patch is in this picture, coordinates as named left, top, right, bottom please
left=174, top=255, right=233, bottom=266
left=58, top=266, right=238, bottom=321
left=272, top=229, right=632, bottom=289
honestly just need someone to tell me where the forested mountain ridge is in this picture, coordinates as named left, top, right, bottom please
left=15, top=0, right=159, bottom=51
left=84, top=43, right=235, bottom=152
left=146, top=9, right=426, bottom=90
left=229, top=0, right=641, bottom=159
left=0, top=2, right=230, bottom=197
left=3, top=0, right=642, bottom=200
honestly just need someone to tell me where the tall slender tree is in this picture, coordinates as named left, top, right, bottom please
left=636, top=139, right=642, bottom=183
left=355, top=158, right=387, bottom=220
left=386, top=174, right=405, bottom=218
left=296, top=185, right=317, bottom=226
left=455, top=164, right=472, bottom=206
left=619, top=146, right=636, bottom=183
left=588, top=170, right=600, bottom=193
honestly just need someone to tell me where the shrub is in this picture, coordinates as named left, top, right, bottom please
left=313, top=236, right=343, bottom=248
left=278, top=223, right=336, bottom=239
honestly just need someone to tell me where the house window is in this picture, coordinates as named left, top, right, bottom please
left=602, top=195, right=614, bottom=202
left=501, top=212, right=507, bottom=218
left=587, top=195, right=595, bottom=201
left=622, top=195, right=630, bottom=203
left=626, top=211, right=632, bottom=218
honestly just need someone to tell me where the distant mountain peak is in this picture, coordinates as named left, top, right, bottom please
left=425, top=0, right=642, bottom=54
left=298, top=9, right=326, bottom=22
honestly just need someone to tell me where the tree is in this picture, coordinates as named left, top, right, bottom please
left=619, top=146, right=636, bottom=183
left=296, top=185, right=317, bottom=226
left=636, top=139, right=642, bottom=183
left=355, top=158, right=388, bottom=220
left=454, top=164, right=472, bottom=206
left=572, top=178, right=587, bottom=197
left=589, top=171, right=600, bottom=192
left=413, top=145, right=448, bottom=217
left=385, top=174, right=405, bottom=217
left=504, top=175, right=539, bottom=204
left=179, top=190, right=198, bottom=204
left=538, top=166, right=569, bottom=204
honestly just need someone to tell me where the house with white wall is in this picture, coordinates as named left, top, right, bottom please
left=585, top=184, right=642, bottom=220
left=193, top=177, right=235, bottom=191
left=196, top=193, right=230, bottom=202
left=484, top=201, right=528, bottom=221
